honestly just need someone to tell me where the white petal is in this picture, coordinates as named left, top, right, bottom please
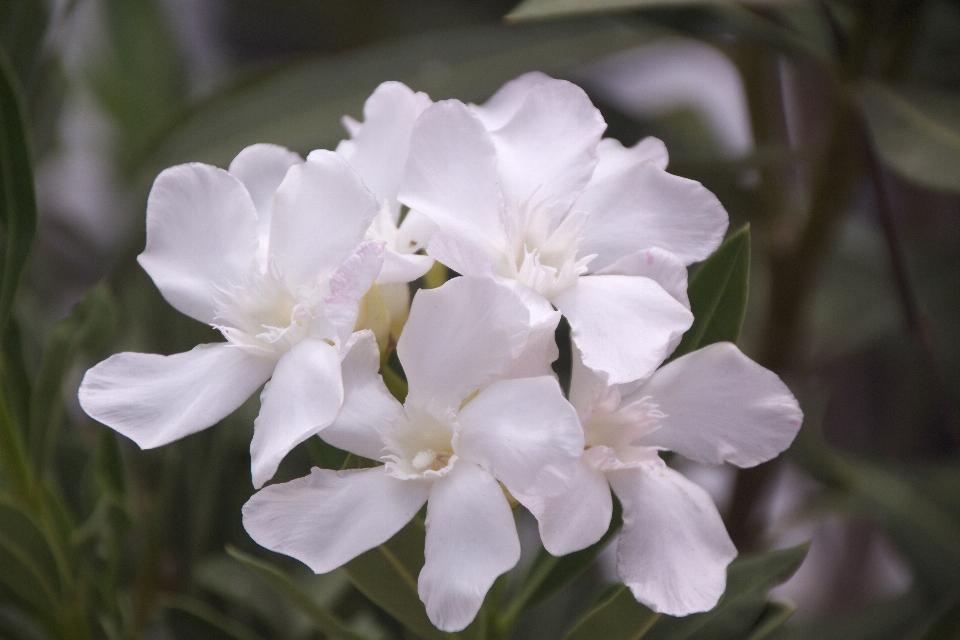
left=376, top=249, right=434, bottom=284
left=635, top=342, right=803, bottom=467
left=138, top=163, right=260, bottom=324
left=426, top=232, right=496, bottom=278
left=499, top=282, right=561, bottom=380
left=595, top=246, right=690, bottom=309
left=553, top=275, right=693, bottom=385
left=251, top=338, right=343, bottom=488
left=395, top=208, right=439, bottom=253
left=322, top=240, right=385, bottom=346
left=228, top=143, right=303, bottom=241
left=420, top=462, right=520, bottom=632
left=470, top=71, right=552, bottom=131
left=335, top=81, right=432, bottom=207
left=578, top=161, right=728, bottom=270
left=592, top=136, right=668, bottom=184
left=79, top=343, right=274, bottom=449
left=514, top=460, right=612, bottom=556
left=268, top=151, right=380, bottom=287
left=322, top=331, right=402, bottom=460
left=399, top=101, right=506, bottom=258
left=488, top=78, right=605, bottom=211
left=608, top=463, right=737, bottom=616
left=243, top=466, right=428, bottom=573
left=398, top=277, right=529, bottom=409
left=457, top=376, right=583, bottom=497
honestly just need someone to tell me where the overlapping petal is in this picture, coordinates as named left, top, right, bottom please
left=457, top=376, right=583, bottom=497
left=635, top=342, right=804, bottom=467
left=608, top=462, right=737, bottom=616
left=595, top=246, right=690, bottom=309
left=578, top=160, right=728, bottom=270
left=420, top=462, right=520, bottom=632
left=138, top=164, right=260, bottom=324
left=79, top=343, right=274, bottom=449
left=243, top=466, right=429, bottom=574
left=251, top=338, right=344, bottom=488
left=591, top=136, right=669, bottom=183
left=553, top=275, right=692, bottom=385
left=228, top=143, right=303, bottom=255
left=322, top=240, right=385, bottom=346
left=397, top=277, right=529, bottom=409
left=470, top=71, right=551, bottom=130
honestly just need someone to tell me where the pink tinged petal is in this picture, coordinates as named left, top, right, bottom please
left=322, top=240, right=385, bottom=346
left=634, top=342, right=803, bottom=467
left=488, top=78, right=606, bottom=210
left=79, top=343, right=274, bottom=449
left=398, top=277, right=529, bottom=409
left=595, top=246, right=690, bottom=309
left=592, top=136, right=669, bottom=184
left=335, top=81, right=432, bottom=207
left=607, top=463, right=737, bottom=616
left=514, top=460, right=613, bottom=556
left=426, top=232, right=496, bottom=278
left=322, top=331, right=402, bottom=460
left=268, top=150, right=380, bottom=287
left=553, top=275, right=693, bottom=386
left=251, top=338, right=344, bottom=489
left=228, top=143, right=303, bottom=239
left=470, top=71, right=552, bottom=130
left=420, top=462, right=520, bottom=632
left=138, top=163, right=260, bottom=325
left=457, top=376, right=583, bottom=497
left=399, top=101, right=506, bottom=258
left=377, top=249, right=434, bottom=284
left=578, top=161, right=728, bottom=270
left=243, top=466, right=429, bottom=573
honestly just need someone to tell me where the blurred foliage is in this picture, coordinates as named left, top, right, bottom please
left=1, top=0, right=960, bottom=638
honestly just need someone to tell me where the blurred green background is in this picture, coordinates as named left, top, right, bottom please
left=1, top=0, right=959, bottom=638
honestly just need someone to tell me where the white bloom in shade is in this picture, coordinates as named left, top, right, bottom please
left=399, top=72, right=730, bottom=384
left=330, top=81, right=437, bottom=286
left=78, top=144, right=386, bottom=489
left=242, top=277, right=585, bottom=632
left=514, top=343, right=804, bottom=616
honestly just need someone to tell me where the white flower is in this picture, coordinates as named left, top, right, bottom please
left=78, top=144, right=387, bottom=488
left=242, top=277, right=584, bottom=632
left=330, top=81, right=437, bottom=286
left=399, top=72, right=730, bottom=384
left=514, top=343, right=804, bottom=616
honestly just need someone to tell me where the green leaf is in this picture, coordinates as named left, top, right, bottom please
left=0, top=497, right=61, bottom=617
left=226, top=546, right=372, bottom=640
left=744, top=601, right=795, bottom=639
left=670, top=225, right=750, bottom=361
left=163, top=595, right=265, bottom=640
left=500, top=496, right=622, bottom=631
left=0, top=0, right=48, bottom=91
left=0, top=47, right=36, bottom=332
left=563, top=585, right=660, bottom=640
left=642, top=544, right=808, bottom=640
left=506, top=0, right=804, bottom=23
left=342, top=518, right=453, bottom=640
left=859, top=81, right=960, bottom=194
left=137, top=19, right=667, bottom=181
left=28, top=283, right=117, bottom=470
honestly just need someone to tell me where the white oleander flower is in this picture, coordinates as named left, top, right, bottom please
left=242, top=276, right=584, bottom=632
left=399, top=72, right=731, bottom=384
left=79, top=144, right=388, bottom=489
left=514, top=343, right=804, bottom=616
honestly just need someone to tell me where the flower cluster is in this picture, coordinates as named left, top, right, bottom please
left=79, top=73, right=803, bottom=632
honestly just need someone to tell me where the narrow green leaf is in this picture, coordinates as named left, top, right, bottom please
left=343, top=518, right=453, bottom=640
left=744, top=601, right=795, bottom=639
left=642, top=544, right=809, bottom=640
left=0, top=525, right=60, bottom=617
left=29, top=283, right=117, bottom=469
left=859, top=81, right=960, bottom=193
left=0, top=48, right=36, bottom=331
left=163, top=595, right=265, bottom=640
left=226, top=546, right=372, bottom=640
left=507, top=0, right=806, bottom=23
left=670, top=225, right=750, bottom=361
left=0, top=496, right=61, bottom=592
left=564, top=586, right=659, bottom=640
left=500, top=496, right=622, bottom=631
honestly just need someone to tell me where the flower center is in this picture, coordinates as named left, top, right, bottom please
left=583, top=392, right=665, bottom=467
left=383, top=404, right=458, bottom=479
left=498, top=199, right=594, bottom=299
